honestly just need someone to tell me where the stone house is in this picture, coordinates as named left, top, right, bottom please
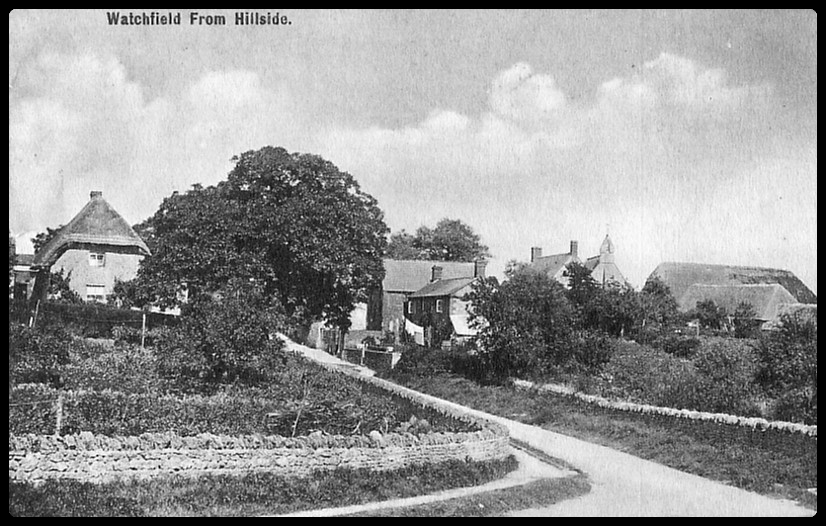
left=30, top=191, right=151, bottom=304
left=403, top=262, right=486, bottom=347
left=366, top=258, right=483, bottom=334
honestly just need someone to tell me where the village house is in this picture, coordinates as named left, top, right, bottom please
left=529, top=234, right=626, bottom=288
left=30, top=191, right=151, bottom=304
left=403, top=260, right=487, bottom=348
left=648, top=262, right=817, bottom=328
left=366, top=258, right=482, bottom=334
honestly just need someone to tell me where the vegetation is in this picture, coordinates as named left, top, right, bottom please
left=386, top=218, right=491, bottom=262
left=9, top=456, right=518, bottom=517
left=122, top=146, right=389, bottom=331
left=351, top=474, right=591, bottom=517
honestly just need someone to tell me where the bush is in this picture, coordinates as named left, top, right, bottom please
left=9, top=384, right=59, bottom=435
left=773, top=388, right=817, bottom=425
left=154, top=295, right=287, bottom=392
left=569, top=330, right=615, bottom=373
left=62, top=343, right=165, bottom=395
left=9, top=324, right=72, bottom=388
left=658, top=334, right=701, bottom=358
left=691, top=338, right=759, bottom=415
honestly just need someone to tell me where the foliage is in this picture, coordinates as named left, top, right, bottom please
left=9, top=383, right=59, bottom=435
left=732, top=301, right=759, bottom=338
left=9, top=456, right=518, bottom=517
left=9, top=323, right=72, bottom=388
left=692, top=299, right=728, bottom=330
left=658, top=334, right=701, bottom=358
left=691, top=338, right=759, bottom=414
left=386, top=218, right=490, bottom=262
left=638, top=275, right=681, bottom=333
left=61, top=342, right=165, bottom=395
left=154, top=283, right=288, bottom=390
left=755, top=311, right=817, bottom=424
left=31, top=225, right=64, bottom=254
left=130, top=146, right=388, bottom=330
left=466, top=269, right=576, bottom=383
left=46, top=269, right=83, bottom=304
left=37, top=302, right=177, bottom=339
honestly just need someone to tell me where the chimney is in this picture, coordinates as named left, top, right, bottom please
left=431, top=265, right=443, bottom=282
left=90, top=191, right=103, bottom=200
left=474, top=260, right=487, bottom=279
left=530, top=247, right=543, bottom=263
left=570, top=240, right=578, bottom=257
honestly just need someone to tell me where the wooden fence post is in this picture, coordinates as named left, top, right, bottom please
left=141, top=313, right=147, bottom=349
left=55, top=391, right=64, bottom=436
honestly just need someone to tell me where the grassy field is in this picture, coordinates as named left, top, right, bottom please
left=399, top=373, right=817, bottom=511
left=9, top=456, right=518, bottom=517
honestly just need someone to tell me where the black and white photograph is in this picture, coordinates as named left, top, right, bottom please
left=9, top=9, right=816, bottom=516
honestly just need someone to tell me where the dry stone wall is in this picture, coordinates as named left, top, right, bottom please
left=9, top=359, right=510, bottom=485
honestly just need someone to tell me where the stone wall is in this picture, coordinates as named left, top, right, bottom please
left=9, top=362, right=510, bottom=485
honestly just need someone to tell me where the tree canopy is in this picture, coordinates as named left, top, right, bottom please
left=32, top=226, right=64, bottom=255
left=386, top=218, right=490, bottom=262
left=128, top=146, right=388, bottom=329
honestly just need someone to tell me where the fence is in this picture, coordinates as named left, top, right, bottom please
left=342, top=346, right=402, bottom=372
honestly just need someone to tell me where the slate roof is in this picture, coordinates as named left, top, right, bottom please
left=382, top=259, right=476, bottom=293
left=530, top=252, right=579, bottom=278
left=679, top=283, right=799, bottom=321
left=649, top=262, right=817, bottom=305
left=33, top=192, right=151, bottom=268
left=408, top=277, right=476, bottom=299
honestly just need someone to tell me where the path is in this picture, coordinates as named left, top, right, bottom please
left=280, top=336, right=815, bottom=517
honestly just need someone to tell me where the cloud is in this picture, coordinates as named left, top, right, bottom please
left=9, top=53, right=302, bottom=235
left=489, top=62, right=566, bottom=124
left=317, top=55, right=805, bottom=288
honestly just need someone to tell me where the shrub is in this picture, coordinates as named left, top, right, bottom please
left=9, top=384, right=59, bottom=435
left=62, top=343, right=164, bottom=395
left=154, top=294, right=287, bottom=392
left=9, top=324, right=72, bottom=388
left=691, top=338, right=759, bottom=415
left=659, top=334, right=701, bottom=358
left=569, top=330, right=615, bottom=373
left=773, top=388, right=817, bottom=425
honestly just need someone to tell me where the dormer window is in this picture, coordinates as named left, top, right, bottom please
left=89, top=253, right=106, bottom=267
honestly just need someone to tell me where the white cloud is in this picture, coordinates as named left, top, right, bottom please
left=489, top=62, right=566, bottom=124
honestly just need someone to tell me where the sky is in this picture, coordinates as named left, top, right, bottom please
left=8, top=9, right=818, bottom=293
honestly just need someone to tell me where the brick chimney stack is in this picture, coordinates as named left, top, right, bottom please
left=90, top=191, right=103, bottom=200
left=570, top=240, right=578, bottom=258
left=431, top=265, right=443, bottom=282
left=474, top=260, right=487, bottom=279
left=530, top=247, right=543, bottom=263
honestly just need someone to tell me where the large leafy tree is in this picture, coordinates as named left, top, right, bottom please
left=466, top=268, right=575, bottom=382
left=32, top=226, right=64, bottom=254
left=386, top=218, right=490, bottom=262
left=131, top=146, right=388, bottom=330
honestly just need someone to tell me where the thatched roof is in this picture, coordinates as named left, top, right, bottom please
left=32, top=191, right=150, bottom=268
left=679, top=284, right=798, bottom=321
left=649, top=262, right=817, bottom=305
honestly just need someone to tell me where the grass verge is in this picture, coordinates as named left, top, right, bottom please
left=349, top=474, right=591, bottom=517
left=399, top=373, right=817, bottom=511
left=9, top=456, right=518, bottom=517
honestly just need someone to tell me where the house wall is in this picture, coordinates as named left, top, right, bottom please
left=51, top=247, right=143, bottom=301
left=380, top=291, right=408, bottom=333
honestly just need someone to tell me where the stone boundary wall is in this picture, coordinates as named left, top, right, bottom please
left=514, top=379, right=817, bottom=438
left=9, top=359, right=510, bottom=485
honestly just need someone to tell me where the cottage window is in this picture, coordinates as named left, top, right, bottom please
left=408, top=301, right=414, bottom=314
left=89, top=253, right=106, bottom=267
left=436, top=299, right=444, bottom=313
left=86, top=284, right=106, bottom=303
